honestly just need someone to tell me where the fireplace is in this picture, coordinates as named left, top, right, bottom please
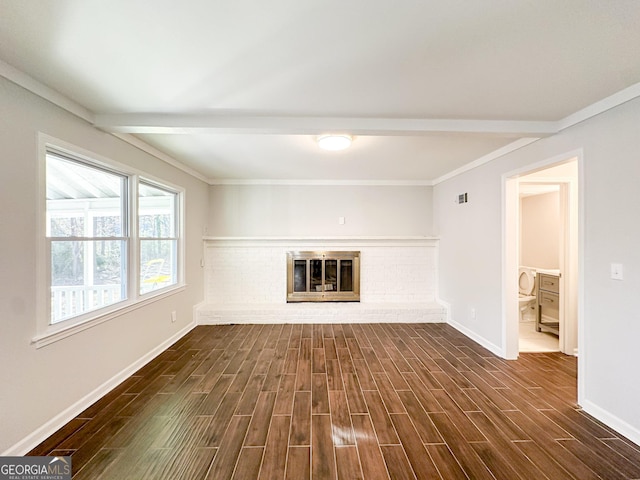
left=286, top=251, right=360, bottom=302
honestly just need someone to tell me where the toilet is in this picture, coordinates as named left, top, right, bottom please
left=518, top=267, right=537, bottom=322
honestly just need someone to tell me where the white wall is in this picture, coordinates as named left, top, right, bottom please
left=434, top=97, right=640, bottom=442
left=520, top=192, right=560, bottom=269
left=0, top=77, right=209, bottom=454
left=208, top=184, right=433, bottom=236
left=205, top=185, right=438, bottom=324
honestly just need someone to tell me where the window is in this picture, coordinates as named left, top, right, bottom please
left=43, top=144, right=182, bottom=331
left=139, top=182, right=178, bottom=294
left=46, top=153, right=128, bottom=323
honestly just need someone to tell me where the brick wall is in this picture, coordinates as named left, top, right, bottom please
left=203, top=238, right=438, bottom=305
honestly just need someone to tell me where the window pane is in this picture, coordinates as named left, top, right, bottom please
left=139, top=183, right=176, bottom=238
left=50, top=240, right=126, bottom=323
left=139, top=182, right=178, bottom=294
left=50, top=216, right=84, bottom=237
left=46, top=154, right=125, bottom=237
left=140, top=239, right=177, bottom=294
left=47, top=153, right=128, bottom=325
left=51, top=240, right=84, bottom=286
left=94, top=215, right=121, bottom=237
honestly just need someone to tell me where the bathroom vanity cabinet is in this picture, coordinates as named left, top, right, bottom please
left=537, top=273, right=560, bottom=335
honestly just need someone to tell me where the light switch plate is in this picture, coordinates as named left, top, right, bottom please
left=611, top=263, right=623, bottom=280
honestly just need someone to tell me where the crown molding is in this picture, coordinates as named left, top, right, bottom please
left=208, top=178, right=433, bottom=186
left=556, top=81, right=640, bottom=131
left=0, top=60, right=208, bottom=183
left=4, top=58, right=640, bottom=187
left=432, top=137, right=540, bottom=185
left=432, top=80, right=640, bottom=185
left=111, top=133, right=209, bottom=183
left=0, top=59, right=94, bottom=123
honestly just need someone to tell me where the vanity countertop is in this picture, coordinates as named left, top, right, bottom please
left=535, top=268, right=561, bottom=276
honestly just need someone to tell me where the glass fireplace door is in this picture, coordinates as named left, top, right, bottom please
left=286, top=251, right=360, bottom=302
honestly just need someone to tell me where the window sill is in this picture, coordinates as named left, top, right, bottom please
left=32, top=284, right=186, bottom=349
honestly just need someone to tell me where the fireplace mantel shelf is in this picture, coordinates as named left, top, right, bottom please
left=203, top=236, right=439, bottom=247
left=203, top=236, right=438, bottom=240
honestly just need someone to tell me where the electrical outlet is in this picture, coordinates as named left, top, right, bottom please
left=171, top=311, right=177, bottom=323
left=470, top=308, right=476, bottom=320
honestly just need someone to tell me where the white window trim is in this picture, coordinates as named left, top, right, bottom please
left=34, top=133, right=186, bottom=348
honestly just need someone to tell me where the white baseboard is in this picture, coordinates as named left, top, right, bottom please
left=580, top=399, right=640, bottom=447
left=447, top=318, right=504, bottom=358
left=3, top=320, right=196, bottom=456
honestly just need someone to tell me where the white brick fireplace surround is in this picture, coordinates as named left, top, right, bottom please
left=197, top=237, right=446, bottom=324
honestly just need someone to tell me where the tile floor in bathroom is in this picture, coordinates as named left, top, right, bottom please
left=519, top=320, right=560, bottom=352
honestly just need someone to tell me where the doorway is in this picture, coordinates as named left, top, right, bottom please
left=518, top=181, right=561, bottom=352
left=503, top=155, right=580, bottom=359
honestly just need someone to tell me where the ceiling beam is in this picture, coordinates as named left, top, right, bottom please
left=94, top=113, right=557, bottom=137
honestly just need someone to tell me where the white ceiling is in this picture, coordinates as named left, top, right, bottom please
left=2, top=1, right=640, bottom=183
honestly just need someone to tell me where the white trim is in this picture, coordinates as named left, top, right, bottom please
left=0, top=62, right=205, bottom=184
left=502, top=150, right=583, bottom=380
left=447, top=318, right=503, bottom=358
left=0, top=59, right=94, bottom=123
left=556, top=81, right=640, bottom=131
left=433, top=138, right=540, bottom=185
left=6, top=58, right=640, bottom=188
left=36, top=133, right=187, bottom=346
left=32, top=286, right=186, bottom=348
left=203, top=236, right=439, bottom=249
left=94, top=113, right=557, bottom=137
left=40, top=133, right=139, bottom=177
left=502, top=175, right=520, bottom=360
left=580, top=400, right=640, bottom=447
left=208, top=178, right=434, bottom=186
left=197, top=303, right=446, bottom=325
left=576, top=152, right=586, bottom=406
left=137, top=176, right=186, bottom=290
left=36, top=134, right=49, bottom=352
left=203, top=235, right=438, bottom=240
left=112, top=133, right=209, bottom=183
left=430, top=82, right=640, bottom=186
left=4, top=320, right=196, bottom=456
left=503, top=149, right=584, bottom=179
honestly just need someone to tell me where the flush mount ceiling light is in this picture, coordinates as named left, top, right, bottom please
left=316, top=134, right=353, bottom=151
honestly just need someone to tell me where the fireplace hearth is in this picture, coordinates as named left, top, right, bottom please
left=286, top=251, right=360, bottom=302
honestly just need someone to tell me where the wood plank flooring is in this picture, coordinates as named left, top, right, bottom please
left=29, top=323, right=640, bottom=479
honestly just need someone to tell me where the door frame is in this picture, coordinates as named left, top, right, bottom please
left=502, top=149, right=584, bottom=404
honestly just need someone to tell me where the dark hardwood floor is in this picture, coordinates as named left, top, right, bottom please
left=29, top=323, right=640, bottom=479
